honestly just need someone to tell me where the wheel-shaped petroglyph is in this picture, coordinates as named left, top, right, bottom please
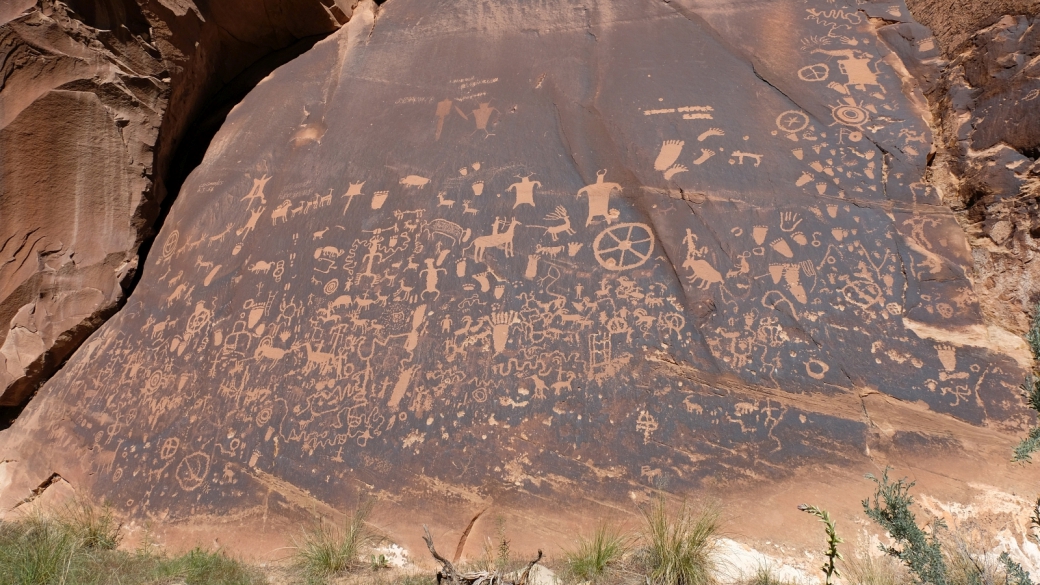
left=776, top=110, right=810, bottom=134
left=161, top=230, right=179, bottom=261
left=159, top=437, right=180, bottom=460
left=175, top=452, right=211, bottom=492
left=797, top=63, right=830, bottom=82
left=593, top=223, right=655, bottom=271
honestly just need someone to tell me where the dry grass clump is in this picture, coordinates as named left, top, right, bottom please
left=840, top=544, right=910, bottom=585
left=640, top=495, right=720, bottom=585
left=736, top=564, right=797, bottom=585
left=292, top=499, right=382, bottom=582
left=561, top=522, right=633, bottom=583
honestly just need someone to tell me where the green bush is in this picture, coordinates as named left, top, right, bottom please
left=862, top=468, right=949, bottom=585
left=1014, top=303, right=1040, bottom=462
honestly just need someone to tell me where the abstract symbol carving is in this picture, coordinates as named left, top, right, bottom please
left=175, top=452, right=211, bottom=492
left=805, top=359, right=829, bottom=380
left=159, top=437, right=180, bottom=460
left=593, top=223, right=655, bottom=271
left=776, top=110, right=810, bottom=134
left=798, top=63, right=830, bottom=82
left=161, top=230, right=179, bottom=261
left=832, top=103, right=869, bottom=127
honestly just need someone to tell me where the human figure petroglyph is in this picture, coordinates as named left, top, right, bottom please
left=470, top=101, right=499, bottom=134
left=357, top=236, right=385, bottom=284
left=421, top=258, right=445, bottom=300
left=811, top=48, right=882, bottom=92
left=434, top=99, right=454, bottom=140
left=681, top=229, right=723, bottom=289
left=577, top=170, right=622, bottom=226
left=507, top=175, right=541, bottom=208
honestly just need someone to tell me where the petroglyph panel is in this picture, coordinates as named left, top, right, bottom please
left=0, top=0, right=1025, bottom=518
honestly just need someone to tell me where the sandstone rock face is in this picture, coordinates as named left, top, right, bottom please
left=0, top=0, right=344, bottom=413
left=1, top=0, right=1034, bottom=546
left=905, top=0, right=1040, bottom=57
left=924, top=14, right=1040, bottom=337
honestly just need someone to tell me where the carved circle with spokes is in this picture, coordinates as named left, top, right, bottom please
left=593, top=223, right=655, bottom=271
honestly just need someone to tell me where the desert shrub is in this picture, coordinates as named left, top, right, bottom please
left=999, top=552, right=1034, bottom=585
left=1014, top=302, right=1040, bottom=462
left=640, top=495, right=719, bottom=585
left=293, top=499, right=381, bottom=581
left=479, top=516, right=513, bottom=573
left=562, top=522, right=632, bottom=583
left=862, top=468, right=948, bottom=585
